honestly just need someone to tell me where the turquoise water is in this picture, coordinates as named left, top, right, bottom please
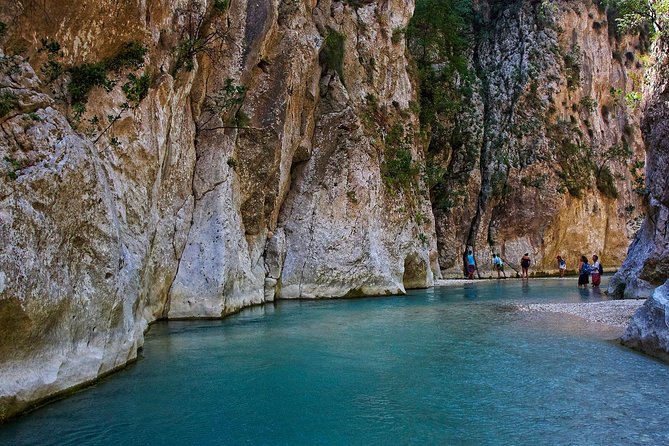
left=2, top=278, right=669, bottom=445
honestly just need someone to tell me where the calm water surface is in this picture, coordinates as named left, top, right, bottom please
left=2, top=278, right=668, bottom=445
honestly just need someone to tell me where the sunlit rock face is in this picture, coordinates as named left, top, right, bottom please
left=609, top=40, right=669, bottom=300
left=0, top=0, right=435, bottom=420
left=430, top=0, right=646, bottom=277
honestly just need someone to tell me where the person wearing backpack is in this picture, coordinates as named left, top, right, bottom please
left=591, top=255, right=602, bottom=287
left=556, top=255, right=567, bottom=277
left=578, top=255, right=590, bottom=287
left=492, top=254, right=505, bottom=279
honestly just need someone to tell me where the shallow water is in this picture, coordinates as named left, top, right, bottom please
left=2, top=278, right=669, bottom=445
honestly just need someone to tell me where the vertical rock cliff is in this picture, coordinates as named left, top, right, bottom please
left=424, top=0, right=646, bottom=276
left=0, top=0, right=659, bottom=421
left=0, top=0, right=436, bottom=420
left=609, top=39, right=669, bottom=299
left=614, top=37, right=669, bottom=360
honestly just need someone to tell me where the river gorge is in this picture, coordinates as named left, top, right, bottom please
left=1, top=0, right=669, bottom=439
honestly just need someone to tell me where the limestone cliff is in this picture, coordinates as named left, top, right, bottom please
left=0, top=0, right=436, bottom=420
left=613, top=37, right=669, bottom=360
left=609, top=39, right=669, bottom=299
left=425, top=0, right=646, bottom=277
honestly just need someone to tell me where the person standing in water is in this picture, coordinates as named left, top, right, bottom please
left=466, top=250, right=477, bottom=280
left=520, top=253, right=531, bottom=279
left=591, top=255, right=602, bottom=287
left=492, top=254, right=505, bottom=279
left=578, top=255, right=590, bottom=287
left=557, top=255, right=567, bottom=277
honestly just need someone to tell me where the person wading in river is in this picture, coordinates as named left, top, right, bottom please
left=557, top=255, right=567, bottom=277
left=591, top=255, right=602, bottom=287
left=466, top=250, right=477, bottom=280
left=578, top=255, right=590, bottom=287
left=520, top=253, right=531, bottom=279
left=492, top=254, right=505, bottom=279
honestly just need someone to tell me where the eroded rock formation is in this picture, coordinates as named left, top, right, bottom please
left=0, top=0, right=436, bottom=420
left=428, top=0, right=646, bottom=276
left=609, top=40, right=669, bottom=299
left=0, top=0, right=659, bottom=421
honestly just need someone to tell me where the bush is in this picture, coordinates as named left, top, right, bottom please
left=381, top=124, right=420, bottom=190
left=122, top=73, right=152, bottom=105
left=68, top=41, right=148, bottom=105
left=596, top=166, right=619, bottom=198
left=0, top=91, right=19, bottom=117
left=213, top=0, right=229, bottom=12
left=320, top=29, right=345, bottom=82
left=579, top=96, right=597, bottom=113
left=563, top=45, right=581, bottom=90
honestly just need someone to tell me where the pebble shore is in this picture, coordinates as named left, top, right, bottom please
left=516, top=299, right=645, bottom=329
left=434, top=278, right=646, bottom=330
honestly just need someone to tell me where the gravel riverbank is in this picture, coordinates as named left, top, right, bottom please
left=515, top=299, right=645, bottom=329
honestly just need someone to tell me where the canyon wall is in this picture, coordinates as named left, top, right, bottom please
left=428, top=0, right=646, bottom=277
left=0, top=0, right=655, bottom=421
left=615, top=38, right=669, bottom=360
left=0, top=0, right=437, bottom=420
left=609, top=39, right=669, bottom=299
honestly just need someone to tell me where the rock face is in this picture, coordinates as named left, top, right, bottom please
left=0, top=0, right=656, bottom=422
left=622, top=280, right=669, bottom=361
left=429, top=0, right=646, bottom=277
left=608, top=40, right=669, bottom=299
left=0, top=0, right=436, bottom=420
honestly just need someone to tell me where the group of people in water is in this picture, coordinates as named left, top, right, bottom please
left=466, top=250, right=604, bottom=286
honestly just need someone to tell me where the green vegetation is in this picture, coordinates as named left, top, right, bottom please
left=407, top=0, right=475, bottom=209
left=172, top=0, right=231, bottom=74
left=521, top=173, right=548, bottom=189
left=68, top=41, right=148, bottom=105
left=605, top=0, right=668, bottom=39
left=579, top=96, right=597, bottom=113
left=122, top=73, right=152, bottom=106
left=381, top=124, right=420, bottom=190
left=624, top=91, right=642, bottom=109
left=630, top=159, right=647, bottom=196
left=213, top=0, right=229, bottom=12
left=563, top=45, right=581, bottom=90
left=0, top=21, right=6, bottom=39
left=407, top=0, right=472, bottom=129
left=201, top=79, right=246, bottom=129
left=320, top=29, right=345, bottom=82
left=593, top=143, right=633, bottom=198
left=555, top=142, right=594, bottom=197
left=391, top=27, right=406, bottom=45
left=3, top=156, right=21, bottom=180
left=0, top=91, right=19, bottom=117
left=553, top=135, right=633, bottom=198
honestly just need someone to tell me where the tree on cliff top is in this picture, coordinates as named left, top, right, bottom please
left=605, top=0, right=669, bottom=39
